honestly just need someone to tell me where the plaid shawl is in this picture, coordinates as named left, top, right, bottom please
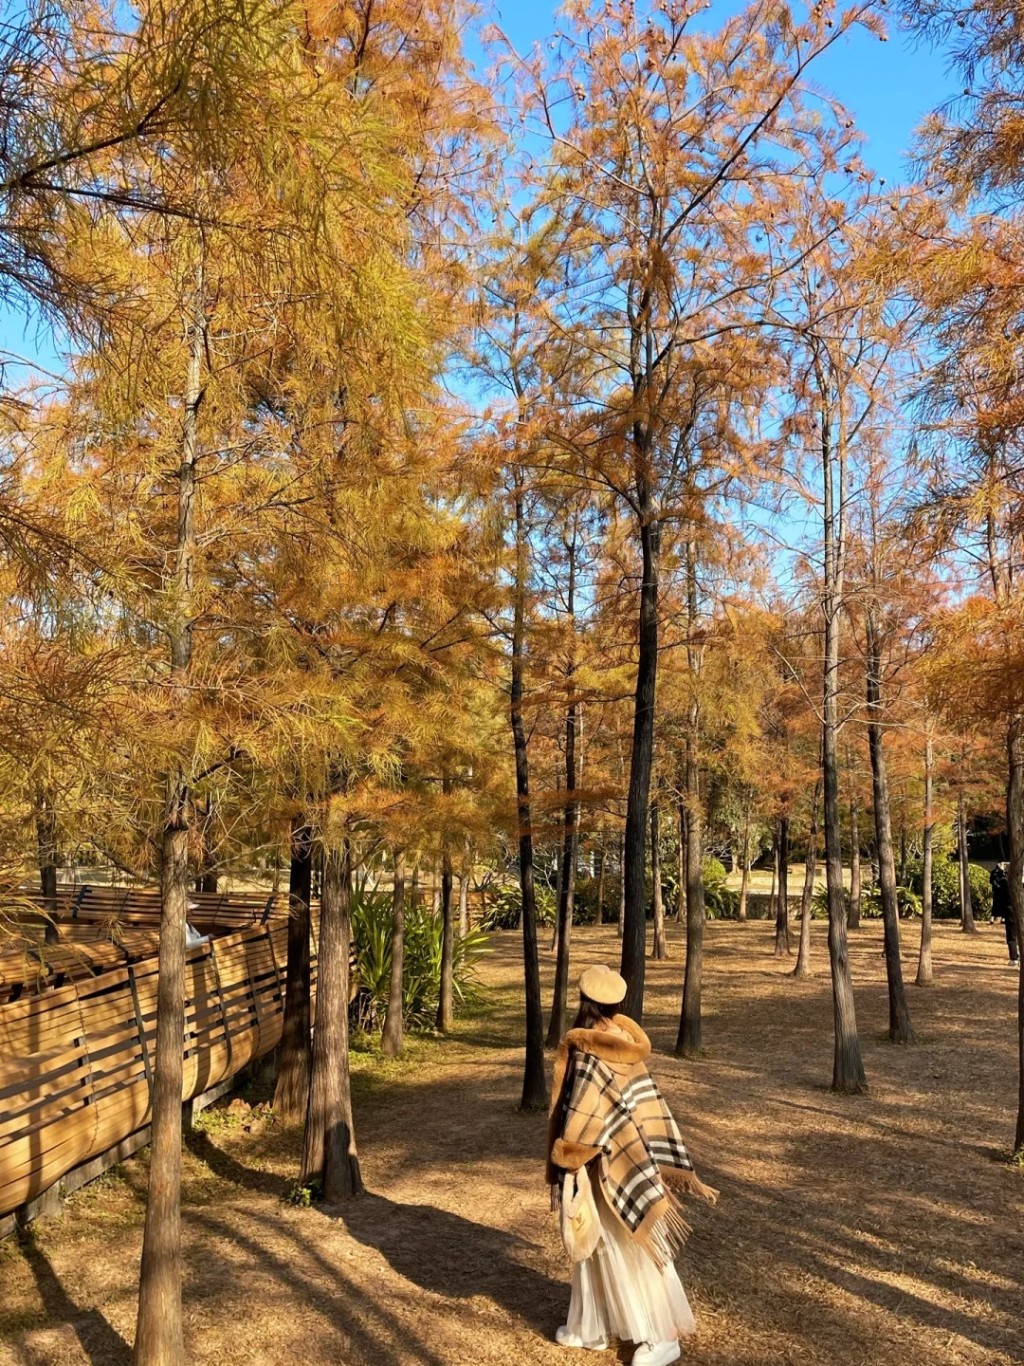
left=547, top=1015, right=707, bottom=1267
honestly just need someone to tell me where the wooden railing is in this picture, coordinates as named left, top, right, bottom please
left=0, top=921, right=315, bottom=1221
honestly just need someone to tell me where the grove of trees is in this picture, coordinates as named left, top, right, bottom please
left=1, top=2, right=1023, bottom=1362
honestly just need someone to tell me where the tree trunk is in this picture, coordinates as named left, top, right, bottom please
left=381, top=850, right=406, bottom=1058
left=793, top=780, right=821, bottom=978
left=737, top=794, right=751, bottom=922
left=548, top=539, right=579, bottom=1045
left=866, top=607, right=914, bottom=1044
left=767, top=836, right=778, bottom=926
left=1006, top=713, right=1024, bottom=1156
left=676, top=799, right=686, bottom=924
left=596, top=847, right=605, bottom=926
left=958, top=787, right=976, bottom=933
left=916, top=733, right=934, bottom=987
left=820, top=392, right=865, bottom=1094
left=510, top=471, right=547, bottom=1109
left=676, top=743, right=704, bottom=1056
left=774, top=817, right=791, bottom=956
left=133, top=268, right=205, bottom=1366
left=458, top=844, right=470, bottom=937
left=436, top=779, right=455, bottom=1034
left=849, top=796, right=862, bottom=930
left=651, top=799, right=667, bottom=959
left=273, top=815, right=313, bottom=1122
left=620, top=508, right=659, bottom=1022
left=35, top=788, right=59, bottom=945
left=301, top=841, right=362, bottom=1200
left=618, top=830, right=626, bottom=939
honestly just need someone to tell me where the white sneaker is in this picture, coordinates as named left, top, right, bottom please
left=556, top=1325, right=609, bottom=1350
left=632, top=1344, right=681, bottom=1366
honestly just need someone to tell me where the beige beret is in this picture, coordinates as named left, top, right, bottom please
left=578, top=964, right=627, bottom=1005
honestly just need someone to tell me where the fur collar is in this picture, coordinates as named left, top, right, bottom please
left=563, top=1014, right=651, bottom=1066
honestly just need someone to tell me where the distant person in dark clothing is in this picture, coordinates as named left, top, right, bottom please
left=990, top=863, right=1019, bottom=965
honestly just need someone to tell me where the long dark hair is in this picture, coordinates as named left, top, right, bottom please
left=572, top=993, right=619, bottom=1030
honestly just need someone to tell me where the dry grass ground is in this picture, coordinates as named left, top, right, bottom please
left=1, top=918, right=1022, bottom=1366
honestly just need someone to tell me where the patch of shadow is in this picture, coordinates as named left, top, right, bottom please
left=184, top=1126, right=292, bottom=1198
left=17, top=1226, right=131, bottom=1366
left=334, top=1190, right=566, bottom=1337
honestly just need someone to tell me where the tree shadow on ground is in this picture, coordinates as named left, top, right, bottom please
left=17, top=1227, right=131, bottom=1365
left=191, top=1205, right=453, bottom=1366
left=336, top=1191, right=566, bottom=1337
left=183, top=1124, right=293, bottom=1198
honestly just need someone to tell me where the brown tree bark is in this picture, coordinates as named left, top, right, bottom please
left=676, top=743, right=704, bottom=1056
left=35, top=788, right=59, bottom=945
left=774, top=817, right=791, bottom=956
left=617, top=830, right=626, bottom=939
left=548, top=534, right=579, bottom=1045
left=437, top=773, right=455, bottom=1034
left=134, top=269, right=205, bottom=1366
left=510, top=470, right=547, bottom=1109
left=651, top=798, right=667, bottom=959
left=737, top=793, right=751, bottom=922
left=676, top=799, right=687, bottom=924
left=916, top=733, right=934, bottom=987
left=958, top=787, right=977, bottom=933
left=866, top=606, right=914, bottom=1044
left=301, top=841, right=362, bottom=1200
left=848, top=796, right=862, bottom=930
left=273, top=815, right=313, bottom=1122
left=620, top=502, right=659, bottom=1022
left=793, top=780, right=822, bottom=978
left=596, top=846, right=606, bottom=926
left=1006, top=714, right=1024, bottom=1156
left=381, top=850, right=406, bottom=1058
left=820, top=383, right=865, bottom=1093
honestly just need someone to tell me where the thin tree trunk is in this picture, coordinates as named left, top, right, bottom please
left=548, top=536, right=579, bottom=1045
left=620, top=507, right=659, bottom=1022
left=916, top=733, right=934, bottom=987
left=381, top=850, right=405, bottom=1057
left=866, top=605, right=914, bottom=1044
left=737, top=794, right=751, bottom=922
left=36, top=788, right=59, bottom=945
left=849, top=795, right=862, bottom=930
left=437, top=776, right=455, bottom=1034
left=677, top=532, right=703, bottom=1055
left=767, top=837, right=778, bottom=926
left=958, top=787, right=976, bottom=933
left=775, top=817, right=791, bottom=956
left=596, top=847, right=606, bottom=926
left=793, top=779, right=821, bottom=978
left=458, top=843, right=470, bottom=937
left=1006, top=713, right=1024, bottom=1156
left=617, top=831, right=626, bottom=939
left=134, top=268, right=205, bottom=1366
left=676, top=743, right=704, bottom=1056
left=676, top=798, right=686, bottom=924
left=651, top=798, right=667, bottom=959
left=510, top=470, right=547, bottom=1108
left=899, top=825, right=908, bottom=892
left=301, top=841, right=362, bottom=1200
left=820, top=382, right=865, bottom=1094
left=273, top=815, right=313, bottom=1122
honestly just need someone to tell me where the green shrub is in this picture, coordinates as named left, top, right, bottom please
left=907, top=857, right=992, bottom=920
left=350, top=889, right=490, bottom=1032
left=478, top=882, right=556, bottom=932
left=701, top=857, right=739, bottom=919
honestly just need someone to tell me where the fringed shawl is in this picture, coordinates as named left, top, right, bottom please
left=547, top=1015, right=708, bottom=1267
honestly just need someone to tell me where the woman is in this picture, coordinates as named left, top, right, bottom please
left=547, top=965, right=717, bottom=1366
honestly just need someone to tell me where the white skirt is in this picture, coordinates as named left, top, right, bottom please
left=566, top=1179, right=697, bottom=1347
